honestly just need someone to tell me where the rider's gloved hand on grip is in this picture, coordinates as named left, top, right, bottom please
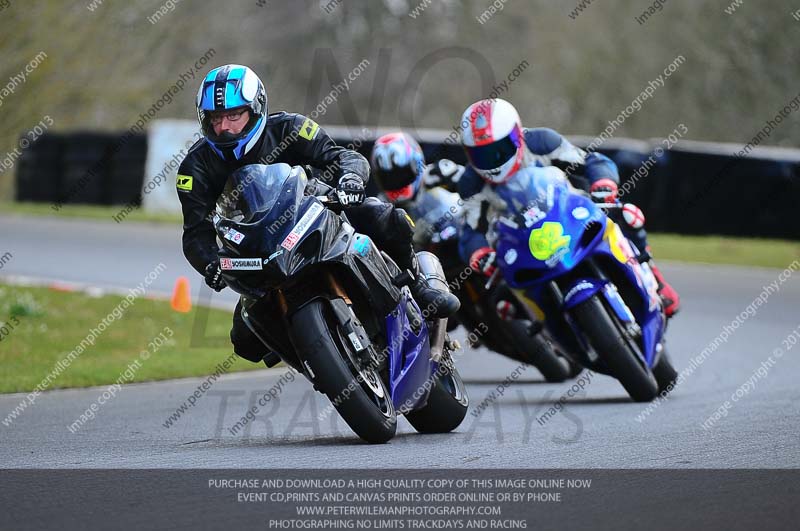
left=621, top=203, right=645, bottom=229
left=424, top=159, right=464, bottom=189
left=336, top=173, right=366, bottom=207
left=204, top=260, right=227, bottom=292
left=469, top=246, right=497, bottom=277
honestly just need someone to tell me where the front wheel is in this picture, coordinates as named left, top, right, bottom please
left=653, top=350, right=678, bottom=394
left=504, top=320, right=576, bottom=383
left=290, top=300, right=396, bottom=443
left=571, top=295, right=658, bottom=402
left=405, top=352, right=468, bottom=434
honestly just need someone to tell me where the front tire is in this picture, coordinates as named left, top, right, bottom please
left=405, top=353, right=468, bottom=434
left=572, top=295, right=658, bottom=402
left=653, top=350, right=678, bottom=394
left=505, top=320, right=575, bottom=383
left=290, top=300, right=396, bottom=443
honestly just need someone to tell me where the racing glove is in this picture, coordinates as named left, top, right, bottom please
left=336, top=173, right=366, bottom=207
left=621, top=203, right=645, bottom=230
left=204, top=260, right=227, bottom=292
left=469, top=246, right=497, bottom=277
left=424, top=159, right=464, bottom=190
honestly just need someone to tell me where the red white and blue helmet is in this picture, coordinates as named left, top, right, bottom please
left=196, top=64, right=267, bottom=161
left=460, top=98, right=525, bottom=184
left=370, top=132, right=426, bottom=204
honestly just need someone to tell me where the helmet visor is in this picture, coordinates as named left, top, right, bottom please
left=465, top=127, right=523, bottom=171
left=200, top=106, right=252, bottom=141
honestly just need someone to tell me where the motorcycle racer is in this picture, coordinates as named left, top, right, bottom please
left=457, top=98, right=680, bottom=317
left=176, top=65, right=458, bottom=364
left=369, top=132, right=464, bottom=206
left=369, top=131, right=465, bottom=246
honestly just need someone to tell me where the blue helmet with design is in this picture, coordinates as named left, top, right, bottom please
left=196, top=64, right=267, bottom=161
left=370, top=132, right=425, bottom=204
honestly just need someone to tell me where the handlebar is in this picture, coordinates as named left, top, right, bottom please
left=315, top=193, right=341, bottom=206
left=315, top=191, right=361, bottom=208
left=485, top=265, right=501, bottom=290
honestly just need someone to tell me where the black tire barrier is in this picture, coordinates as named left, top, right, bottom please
left=15, top=133, right=63, bottom=203
left=15, top=131, right=147, bottom=207
left=330, top=132, right=800, bottom=241
left=14, top=129, right=800, bottom=240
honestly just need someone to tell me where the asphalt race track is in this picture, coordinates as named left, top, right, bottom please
left=1, top=214, right=798, bottom=468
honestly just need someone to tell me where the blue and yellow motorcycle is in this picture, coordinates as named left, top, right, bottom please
left=492, top=166, right=677, bottom=402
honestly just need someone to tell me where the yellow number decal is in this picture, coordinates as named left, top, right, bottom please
left=528, top=221, right=571, bottom=261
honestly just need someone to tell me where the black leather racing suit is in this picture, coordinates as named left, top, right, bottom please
left=177, top=112, right=417, bottom=362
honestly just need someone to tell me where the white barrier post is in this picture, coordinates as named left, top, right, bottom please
left=141, top=119, right=200, bottom=214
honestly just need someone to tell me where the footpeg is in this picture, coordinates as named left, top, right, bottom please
left=446, top=337, right=461, bottom=352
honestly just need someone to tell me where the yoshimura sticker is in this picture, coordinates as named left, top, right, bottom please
left=220, top=258, right=263, bottom=270
left=281, top=202, right=324, bottom=250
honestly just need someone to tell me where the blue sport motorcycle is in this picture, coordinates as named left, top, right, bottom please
left=492, top=166, right=677, bottom=402
left=213, top=164, right=468, bottom=442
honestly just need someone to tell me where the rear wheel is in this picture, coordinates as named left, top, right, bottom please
left=572, top=295, right=658, bottom=402
left=405, top=352, right=468, bottom=434
left=290, top=300, right=396, bottom=443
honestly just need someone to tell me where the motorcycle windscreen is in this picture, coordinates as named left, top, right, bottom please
left=216, top=163, right=296, bottom=222
left=415, top=187, right=463, bottom=239
left=497, top=165, right=565, bottom=222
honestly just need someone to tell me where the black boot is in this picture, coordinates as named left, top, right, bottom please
left=407, top=254, right=460, bottom=320
left=262, top=351, right=282, bottom=368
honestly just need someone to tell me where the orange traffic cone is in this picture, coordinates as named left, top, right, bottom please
left=171, top=277, right=192, bottom=313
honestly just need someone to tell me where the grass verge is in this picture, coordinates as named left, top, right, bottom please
left=0, top=283, right=260, bottom=394
left=648, top=233, right=800, bottom=270
left=0, top=201, right=182, bottom=224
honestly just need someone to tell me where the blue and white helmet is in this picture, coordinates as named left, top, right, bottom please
left=196, top=64, right=267, bottom=161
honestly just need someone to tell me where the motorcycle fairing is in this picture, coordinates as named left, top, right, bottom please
left=384, top=294, right=434, bottom=412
